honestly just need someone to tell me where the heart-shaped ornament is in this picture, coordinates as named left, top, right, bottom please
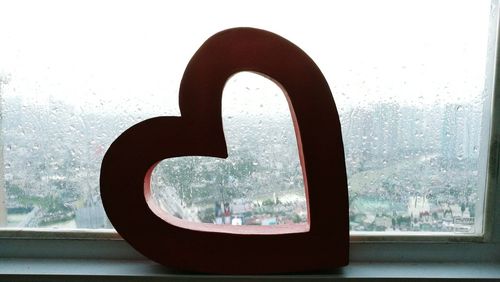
left=100, top=27, right=349, bottom=274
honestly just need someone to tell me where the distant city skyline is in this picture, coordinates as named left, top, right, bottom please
left=0, top=95, right=486, bottom=233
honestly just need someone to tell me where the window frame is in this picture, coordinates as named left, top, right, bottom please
left=1, top=1, right=500, bottom=278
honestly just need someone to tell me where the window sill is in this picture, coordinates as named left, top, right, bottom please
left=1, top=259, right=499, bottom=281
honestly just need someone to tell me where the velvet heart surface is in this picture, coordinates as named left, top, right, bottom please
left=100, top=27, right=349, bottom=274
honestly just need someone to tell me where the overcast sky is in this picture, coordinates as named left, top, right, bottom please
left=0, top=0, right=493, bottom=117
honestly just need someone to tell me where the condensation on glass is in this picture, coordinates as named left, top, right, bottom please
left=0, top=0, right=494, bottom=234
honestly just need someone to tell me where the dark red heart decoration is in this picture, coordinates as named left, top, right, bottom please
left=100, top=27, right=349, bottom=274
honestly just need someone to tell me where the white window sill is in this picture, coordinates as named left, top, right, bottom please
left=1, top=259, right=499, bottom=281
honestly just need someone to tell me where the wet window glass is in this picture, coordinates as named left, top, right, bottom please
left=0, top=0, right=493, bottom=234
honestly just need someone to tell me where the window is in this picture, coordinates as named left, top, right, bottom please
left=1, top=1, right=500, bottom=280
left=0, top=0, right=499, bottom=265
left=0, top=0, right=495, bottom=238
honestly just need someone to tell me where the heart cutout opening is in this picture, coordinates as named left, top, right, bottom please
left=145, top=72, right=309, bottom=234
